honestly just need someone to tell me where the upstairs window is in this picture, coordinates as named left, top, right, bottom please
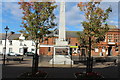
left=9, top=40, right=12, bottom=45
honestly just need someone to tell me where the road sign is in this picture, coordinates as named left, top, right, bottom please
left=70, top=46, right=78, bottom=48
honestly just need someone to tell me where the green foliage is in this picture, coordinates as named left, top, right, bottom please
left=77, top=32, right=89, bottom=47
left=77, top=2, right=112, bottom=47
left=18, top=2, right=57, bottom=43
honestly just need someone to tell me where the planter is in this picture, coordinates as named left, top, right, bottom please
left=18, top=70, right=47, bottom=79
left=74, top=72, right=104, bottom=80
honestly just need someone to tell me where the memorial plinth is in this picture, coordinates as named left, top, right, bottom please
left=49, top=2, right=73, bottom=65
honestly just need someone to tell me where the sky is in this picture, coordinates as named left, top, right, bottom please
left=0, top=0, right=119, bottom=33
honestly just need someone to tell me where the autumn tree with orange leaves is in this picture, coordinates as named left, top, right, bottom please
left=77, top=1, right=112, bottom=72
left=18, top=0, right=57, bottom=74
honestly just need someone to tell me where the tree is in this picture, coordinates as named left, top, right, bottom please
left=18, top=1, right=57, bottom=74
left=77, top=1, right=112, bottom=72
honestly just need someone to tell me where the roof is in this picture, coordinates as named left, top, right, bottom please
left=0, top=25, right=119, bottom=40
left=107, top=25, right=118, bottom=29
left=0, top=33, right=20, bottom=40
left=66, top=31, right=79, bottom=38
left=0, top=31, right=80, bottom=40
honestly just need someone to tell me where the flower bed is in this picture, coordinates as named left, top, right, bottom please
left=74, top=72, right=104, bottom=80
left=18, top=70, right=47, bottom=79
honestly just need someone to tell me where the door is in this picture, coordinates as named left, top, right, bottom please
left=23, top=48, right=27, bottom=55
left=81, top=49, right=86, bottom=56
left=108, top=46, right=112, bottom=56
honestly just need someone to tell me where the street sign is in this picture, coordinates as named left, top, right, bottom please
left=70, top=46, right=78, bottom=48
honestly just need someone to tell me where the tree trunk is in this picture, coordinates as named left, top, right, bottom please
left=32, top=42, right=39, bottom=75
left=86, top=37, right=93, bottom=73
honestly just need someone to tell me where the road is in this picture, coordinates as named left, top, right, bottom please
left=0, top=55, right=120, bottom=79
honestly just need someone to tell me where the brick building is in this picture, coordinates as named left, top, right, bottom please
left=39, top=25, right=120, bottom=57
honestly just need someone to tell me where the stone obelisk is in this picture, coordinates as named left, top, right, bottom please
left=56, top=2, right=68, bottom=46
left=49, top=2, right=73, bottom=64
left=59, top=2, right=66, bottom=40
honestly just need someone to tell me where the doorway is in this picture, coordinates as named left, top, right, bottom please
left=81, top=49, right=86, bottom=56
left=108, top=46, right=112, bottom=56
left=23, top=48, right=27, bottom=55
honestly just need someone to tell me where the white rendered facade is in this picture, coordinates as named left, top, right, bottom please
left=0, top=34, right=37, bottom=55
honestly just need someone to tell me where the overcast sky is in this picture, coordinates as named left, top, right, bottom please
left=0, top=0, right=119, bottom=33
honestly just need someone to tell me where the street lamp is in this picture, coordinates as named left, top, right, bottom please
left=3, top=26, right=9, bottom=65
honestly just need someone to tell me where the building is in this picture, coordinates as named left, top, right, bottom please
left=92, top=26, right=120, bottom=56
left=0, top=25, right=119, bottom=56
left=0, top=33, right=36, bottom=55
left=39, top=25, right=120, bottom=57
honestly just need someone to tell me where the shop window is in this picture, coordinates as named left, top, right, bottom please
left=95, top=48, right=99, bottom=52
left=115, top=46, right=118, bottom=51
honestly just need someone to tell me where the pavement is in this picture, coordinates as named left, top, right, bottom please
left=0, top=56, right=120, bottom=79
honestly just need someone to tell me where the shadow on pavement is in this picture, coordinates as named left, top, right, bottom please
left=1, top=65, right=120, bottom=80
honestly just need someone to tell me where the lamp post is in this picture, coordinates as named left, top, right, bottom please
left=3, top=26, right=9, bottom=65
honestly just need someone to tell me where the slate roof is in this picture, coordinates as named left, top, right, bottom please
left=66, top=31, right=79, bottom=38
left=0, top=31, right=79, bottom=40
left=0, top=33, right=20, bottom=40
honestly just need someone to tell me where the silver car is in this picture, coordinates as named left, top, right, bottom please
left=7, top=52, right=20, bottom=56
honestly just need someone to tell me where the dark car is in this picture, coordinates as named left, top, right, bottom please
left=25, top=52, right=34, bottom=56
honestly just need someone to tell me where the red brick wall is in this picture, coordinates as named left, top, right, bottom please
left=39, top=29, right=120, bottom=56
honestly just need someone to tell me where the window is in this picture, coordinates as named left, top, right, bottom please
left=108, top=34, right=112, bottom=39
left=52, top=38, right=55, bottom=44
left=114, top=39, right=118, bottom=42
left=95, top=48, right=99, bottom=52
left=19, top=48, right=23, bottom=53
left=67, top=38, right=70, bottom=44
left=108, top=39, right=112, bottom=42
left=115, top=46, right=118, bottom=51
left=32, top=41, right=35, bottom=46
left=42, top=38, right=44, bottom=43
left=0, top=40, right=2, bottom=44
left=48, top=47, right=51, bottom=52
left=102, top=48, right=105, bottom=52
left=31, top=49, right=35, bottom=51
left=20, top=42, right=23, bottom=46
left=76, top=43, right=78, bottom=46
left=9, top=40, right=12, bottom=45
left=9, top=48, right=12, bottom=52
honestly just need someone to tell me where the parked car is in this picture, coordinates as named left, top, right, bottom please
left=25, top=52, right=34, bottom=56
left=7, top=52, right=21, bottom=56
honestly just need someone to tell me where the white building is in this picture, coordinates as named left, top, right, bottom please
left=0, top=33, right=37, bottom=55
